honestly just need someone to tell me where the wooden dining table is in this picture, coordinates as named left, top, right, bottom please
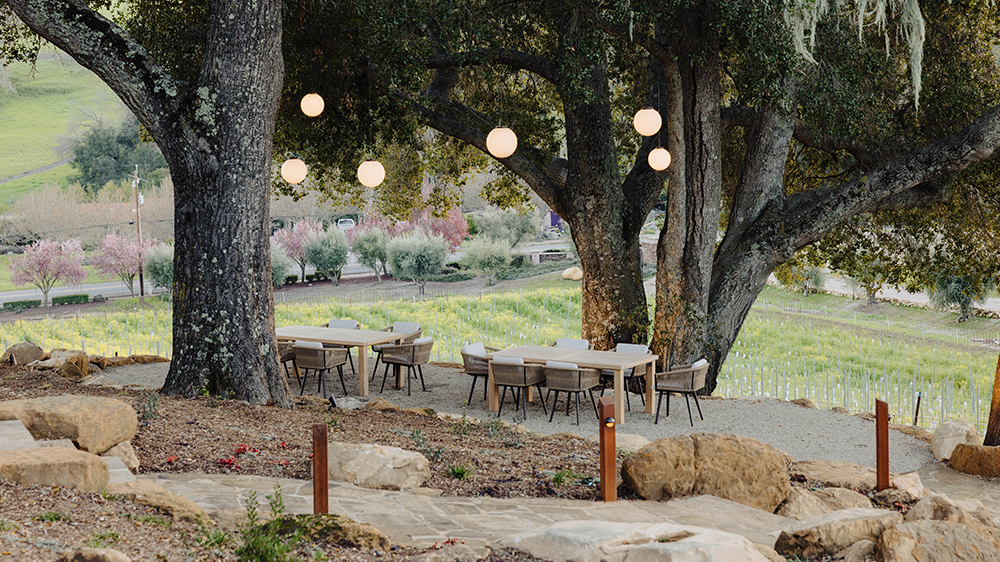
left=488, top=345, right=658, bottom=424
left=275, top=325, right=405, bottom=395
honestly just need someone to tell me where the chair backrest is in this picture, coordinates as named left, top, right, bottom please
left=393, top=321, right=420, bottom=334
left=546, top=360, right=578, bottom=369
left=493, top=356, right=524, bottom=365
left=328, top=318, right=359, bottom=330
left=555, top=338, right=590, bottom=350
left=691, top=359, right=710, bottom=391
left=615, top=343, right=649, bottom=355
left=294, top=340, right=323, bottom=349
left=462, top=342, right=488, bottom=358
left=413, top=337, right=434, bottom=363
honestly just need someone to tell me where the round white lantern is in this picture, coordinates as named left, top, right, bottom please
left=280, top=158, right=307, bottom=184
left=648, top=147, right=671, bottom=171
left=300, top=93, right=325, bottom=117
left=357, top=160, right=386, bottom=187
left=633, top=107, right=662, bottom=136
left=486, top=126, right=518, bottom=158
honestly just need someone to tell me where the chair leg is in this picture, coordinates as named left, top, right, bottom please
left=299, top=369, right=309, bottom=396
left=518, top=387, right=527, bottom=422
left=684, top=394, right=694, bottom=427
left=693, top=393, right=704, bottom=421
left=535, top=384, right=548, bottom=416
left=655, top=391, right=663, bottom=424
left=588, top=389, right=598, bottom=420
left=548, top=391, right=559, bottom=422
left=337, top=365, right=347, bottom=395
left=483, top=376, right=488, bottom=401
left=498, top=387, right=508, bottom=418
left=319, top=369, right=327, bottom=397
left=347, top=351, right=356, bottom=375
left=639, top=376, right=646, bottom=406
left=370, top=352, right=382, bottom=381
left=417, top=365, right=426, bottom=391
left=574, top=392, right=581, bottom=426
left=380, top=363, right=391, bottom=393
left=406, top=366, right=413, bottom=396
left=468, top=376, right=478, bottom=405
left=624, top=381, right=631, bottom=412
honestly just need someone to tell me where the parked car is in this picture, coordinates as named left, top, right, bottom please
left=336, top=218, right=356, bottom=231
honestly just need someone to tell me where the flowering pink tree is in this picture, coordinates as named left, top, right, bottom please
left=91, top=234, right=161, bottom=298
left=270, top=219, right=324, bottom=282
left=9, top=239, right=87, bottom=306
left=415, top=207, right=469, bottom=251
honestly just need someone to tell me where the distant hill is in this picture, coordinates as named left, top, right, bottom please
left=0, top=51, right=128, bottom=204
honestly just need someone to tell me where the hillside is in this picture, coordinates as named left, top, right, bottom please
left=0, top=51, right=127, bottom=203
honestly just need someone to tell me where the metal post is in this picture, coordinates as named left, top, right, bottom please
left=133, top=165, right=145, bottom=297
left=598, top=396, right=616, bottom=502
left=876, top=399, right=889, bottom=492
left=312, top=424, right=328, bottom=513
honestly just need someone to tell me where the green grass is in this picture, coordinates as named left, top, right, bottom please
left=0, top=53, right=127, bottom=203
left=0, top=163, right=74, bottom=202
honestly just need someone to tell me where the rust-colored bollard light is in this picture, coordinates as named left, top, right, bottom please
left=876, top=399, right=889, bottom=492
left=312, top=423, right=329, bottom=514
left=598, top=396, right=616, bottom=502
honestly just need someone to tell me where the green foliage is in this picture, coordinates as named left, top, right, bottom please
left=236, top=488, right=301, bottom=562
left=445, top=464, right=472, bottom=479
left=423, top=271, right=476, bottom=283
left=51, top=294, right=89, bottom=305
left=86, top=529, right=120, bottom=548
left=137, top=389, right=160, bottom=420
left=351, top=227, right=389, bottom=281
left=929, top=275, right=995, bottom=323
left=463, top=237, right=512, bottom=286
left=271, top=246, right=295, bottom=289
left=69, top=115, right=167, bottom=193
left=144, top=244, right=174, bottom=295
left=197, top=520, right=233, bottom=548
left=35, top=511, right=70, bottom=522
left=551, top=469, right=584, bottom=487
left=386, top=232, right=448, bottom=295
left=3, top=299, right=40, bottom=311
left=473, top=208, right=540, bottom=249
left=0, top=520, right=18, bottom=532
left=408, top=429, right=427, bottom=448
left=304, top=229, right=348, bottom=284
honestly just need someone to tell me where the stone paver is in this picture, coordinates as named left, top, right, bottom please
left=0, top=420, right=37, bottom=451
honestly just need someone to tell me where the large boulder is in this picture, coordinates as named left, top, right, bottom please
left=812, top=487, right=873, bottom=510
left=774, top=508, right=903, bottom=558
left=932, top=420, right=980, bottom=461
left=562, top=267, right=583, bottom=281
left=776, top=488, right=832, bottom=521
left=621, top=433, right=791, bottom=512
left=496, top=521, right=770, bottom=562
left=27, top=349, right=91, bottom=380
left=906, top=493, right=1000, bottom=549
left=879, top=520, right=1000, bottom=562
left=0, top=342, right=45, bottom=365
left=0, top=396, right=137, bottom=454
left=949, top=443, right=1000, bottom=478
left=787, top=459, right=880, bottom=492
left=0, top=447, right=109, bottom=493
left=327, top=442, right=430, bottom=491
left=108, top=480, right=208, bottom=522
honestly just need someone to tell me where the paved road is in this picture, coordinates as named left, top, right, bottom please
left=0, top=157, right=72, bottom=185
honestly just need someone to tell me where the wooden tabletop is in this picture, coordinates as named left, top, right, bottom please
left=275, top=325, right=404, bottom=347
left=490, top=345, right=658, bottom=370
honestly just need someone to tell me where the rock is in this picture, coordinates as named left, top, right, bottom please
left=873, top=488, right=915, bottom=507
left=584, top=432, right=650, bottom=452
left=788, top=459, right=880, bottom=492
left=413, top=543, right=490, bottom=562
left=791, top=398, right=817, bottom=409
left=833, top=539, right=875, bottom=562
left=949, top=443, right=1000, bottom=478
left=337, top=397, right=363, bottom=410
left=0, top=342, right=45, bottom=365
left=561, top=267, right=583, bottom=281
left=890, top=423, right=933, bottom=443
left=621, top=433, right=791, bottom=512
left=57, top=548, right=132, bottom=562
left=80, top=375, right=119, bottom=387
left=89, top=355, right=109, bottom=370
left=102, top=441, right=140, bottom=472
left=832, top=406, right=850, bottom=414
left=906, top=493, right=1000, bottom=549
left=26, top=349, right=91, bottom=380
left=932, top=420, right=980, bottom=461
left=776, top=488, right=832, bottom=521
left=774, top=508, right=902, bottom=558
left=38, top=439, right=76, bottom=449
left=813, top=487, right=873, bottom=510
left=130, top=354, right=169, bottom=364
left=363, top=397, right=401, bottom=412
left=497, top=521, right=769, bottom=562
left=879, top=520, right=1000, bottom=562
left=264, top=514, right=390, bottom=550
left=402, top=407, right=435, bottom=417
left=752, top=544, right=785, bottom=562
left=108, top=480, right=208, bottom=522
left=437, top=412, right=479, bottom=425
left=327, top=442, right=430, bottom=490
left=0, top=447, right=109, bottom=493
left=891, top=471, right=924, bottom=500
left=104, top=356, right=136, bottom=368
left=297, top=395, right=333, bottom=410
left=547, top=432, right=583, bottom=441
left=0, top=396, right=137, bottom=454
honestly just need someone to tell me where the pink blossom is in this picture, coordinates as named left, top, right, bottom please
left=411, top=207, right=469, bottom=251
left=9, top=239, right=87, bottom=306
left=91, top=234, right=161, bottom=298
left=270, top=219, right=324, bottom=281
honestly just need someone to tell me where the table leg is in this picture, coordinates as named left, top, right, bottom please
left=395, top=364, right=403, bottom=390
left=358, top=347, right=369, bottom=396
left=488, top=361, right=499, bottom=412
left=645, top=360, right=655, bottom=414
left=614, top=369, right=625, bottom=423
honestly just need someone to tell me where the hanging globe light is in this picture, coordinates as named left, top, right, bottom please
left=280, top=158, right=307, bottom=184
left=300, top=93, right=325, bottom=117
left=633, top=107, right=662, bottom=136
left=648, top=147, right=672, bottom=171
left=486, top=126, right=518, bottom=158
left=357, top=160, right=386, bottom=187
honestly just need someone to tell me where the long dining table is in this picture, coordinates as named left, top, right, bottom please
left=487, top=345, right=658, bottom=424
left=275, top=325, right=405, bottom=395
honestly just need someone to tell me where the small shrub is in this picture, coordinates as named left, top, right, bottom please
left=424, top=271, right=476, bottom=282
left=551, top=469, right=584, bottom=487
left=86, top=529, right=120, bottom=548
left=236, top=488, right=301, bottom=562
left=272, top=246, right=295, bottom=288
left=35, top=512, right=70, bottom=522
left=284, top=274, right=298, bottom=285
left=423, top=446, right=447, bottom=461
left=305, top=228, right=349, bottom=285
left=408, top=429, right=427, bottom=448
left=3, top=299, right=41, bottom=311
left=144, top=244, right=174, bottom=295
left=51, top=294, right=89, bottom=305
left=137, top=389, right=159, bottom=420
left=386, top=232, right=449, bottom=296
left=445, top=464, right=472, bottom=479
left=463, top=237, right=512, bottom=285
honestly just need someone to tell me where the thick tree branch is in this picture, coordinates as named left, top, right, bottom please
left=427, top=49, right=558, bottom=83
left=6, top=0, right=181, bottom=145
left=567, top=0, right=672, bottom=68
left=722, top=106, right=877, bottom=171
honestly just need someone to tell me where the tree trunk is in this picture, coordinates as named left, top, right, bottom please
left=7, top=0, right=291, bottom=406
left=983, top=353, right=1000, bottom=446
